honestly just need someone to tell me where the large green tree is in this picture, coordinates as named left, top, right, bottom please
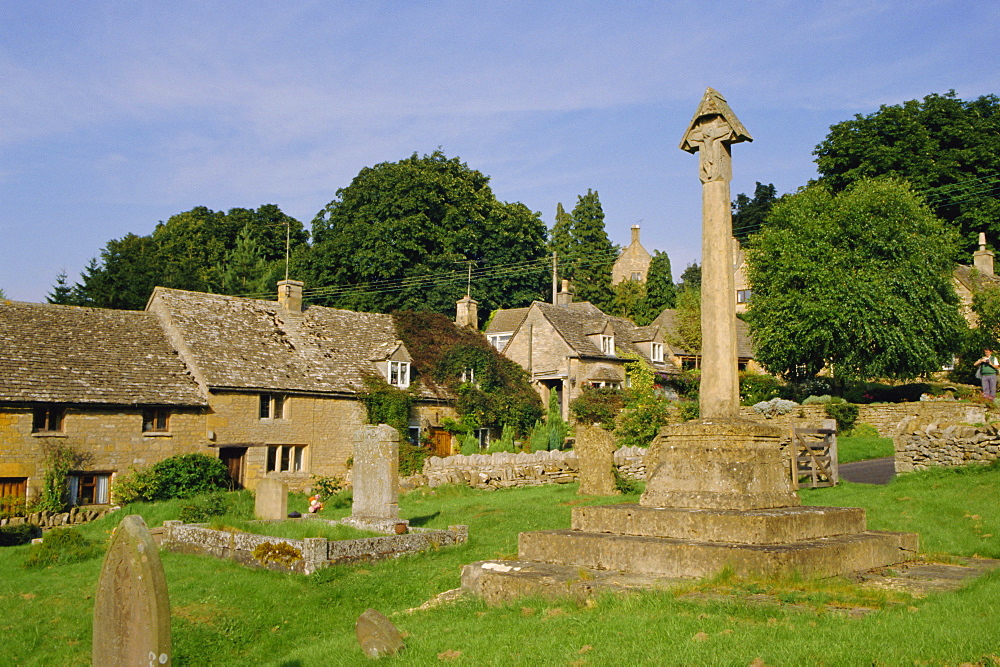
left=550, top=190, right=616, bottom=310
left=309, top=151, right=548, bottom=318
left=55, top=205, right=306, bottom=310
left=745, top=178, right=964, bottom=381
left=642, top=250, right=676, bottom=319
left=814, top=91, right=1000, bottom=247
left=732, top=182, right=778, bottom=242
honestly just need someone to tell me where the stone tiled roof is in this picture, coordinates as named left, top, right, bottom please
left=652, top=308, right=755, bottom=359
left=149, top=288, right=442, bottom=399
left=954, top=265, right=1000, bottom=292
left=0, top=301, right=206, bottom=405
left=485, top=307, right=529, bottom=334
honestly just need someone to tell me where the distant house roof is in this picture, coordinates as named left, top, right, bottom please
left=954, top=264, right=1000, bottom=294
left=0, top=301, right=206, bottom=406
left=651, top=308, right=755, bottom=359
left=148, top=288, right=443, bottom=399
left=491, top=300, right=681, bottom=374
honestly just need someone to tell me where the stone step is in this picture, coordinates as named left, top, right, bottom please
left=518, top=529, right=918, bottom=579
left=572, top=504, right=867, bottom=545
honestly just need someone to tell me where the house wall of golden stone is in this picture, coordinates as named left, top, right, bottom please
left=0, top=405, right=209, bottom=504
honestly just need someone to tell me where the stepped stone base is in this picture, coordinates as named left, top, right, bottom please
left=572, top=504, right=867, bottom=545
left=518, top=528, right=917, bottom=579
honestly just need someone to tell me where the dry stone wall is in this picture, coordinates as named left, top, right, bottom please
left=893, top=417, right=1000, bottom=472
left=0, top=506, right=111, bottom=529
left=737, top=401, right=985, bottom=437
left=417, top=447, right=647, bottom=490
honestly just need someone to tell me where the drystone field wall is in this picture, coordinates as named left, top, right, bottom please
left=419, top=447, right=647, bottom=490
left=0, top=506, right=111, bottom=529
left=893, top=417, right=1000, bottom=472
left=738, top=401, right=985, bottom=437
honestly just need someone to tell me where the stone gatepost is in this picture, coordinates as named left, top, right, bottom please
left=255, top=477, right=288, bottom=520
left=344, top=424, right=409, bottom=533
left=93, top=515, right=171, bottom=666
left=576, top=425, right=619, bottom=496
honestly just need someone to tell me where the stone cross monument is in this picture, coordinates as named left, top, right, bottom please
left=679, top=88, right=752, bottom=419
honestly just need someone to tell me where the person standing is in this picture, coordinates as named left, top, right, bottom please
left=974, top=348, right=999, bottom=399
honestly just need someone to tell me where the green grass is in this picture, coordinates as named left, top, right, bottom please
left=1, top=466, right=999, bottom=665
left=837, top=435, right=895, bottom=463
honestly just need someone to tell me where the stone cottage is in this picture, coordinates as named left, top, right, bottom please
left=611, top=225, right=652, bottom=285
left=485, top=284, right=678, bottom=420
left=0, top=300, right=209, bottom=506
left=0, top=280, right=458, bottom=507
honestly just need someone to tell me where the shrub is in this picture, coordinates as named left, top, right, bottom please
left=23, top=527, right=103, bottom=567
left=460, top=433, right=480, bottom=456
left=570, top=386, right=625, bottom=426
left=113, top=453, right=229, bottom=504
left=398, top=439, right=429, bottom=477
left=487, top=424, right=517, bottom=453
left=739, top=372, right=783, bottom=406
left=753, top=397, right=799, bottom=416
left=0, top=523, right=41, bottom=547
left=37, top=442, right=83, bottom=512
left=613, top=468, right=639, bottom=495
left=666, top=370, right=701, bottom=400
left=677, top=400, right=700, bottom=422
left=0, top=495, right=27, bottom=520
left=848, top=423, right=880, bottom=438
left=310, top=475, right=344, bottom=499
left=825, top=402, right=859, bottom=433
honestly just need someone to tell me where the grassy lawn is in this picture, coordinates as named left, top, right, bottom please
left=2, top=463, right=999, bottom=665
left=837, top=435, right=895, bottom=464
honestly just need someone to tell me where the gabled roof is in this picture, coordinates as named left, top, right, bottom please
left=652, top=308, right=755, bottom=359
left=485, top=307, right=529, bottom=334
left=492, top=300, right=680, bottom=373
left=0, top=301, right=206, bottom=406
left=149, top=288, right=442, bottom=399
left=954, top=264, right=1000, bottom=293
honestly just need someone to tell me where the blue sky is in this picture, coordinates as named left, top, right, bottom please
left=1, top=1, right=997, bottom=303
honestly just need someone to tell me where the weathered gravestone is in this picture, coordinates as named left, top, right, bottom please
left=93, top=515, right=171, bottom=666
left=255, top=477, right=288, bottom=520
left=344, top=424, right=409, bottom=533
left=355, top=608, right=405, bottom=658
left=576, top=425, right=619, bottom=496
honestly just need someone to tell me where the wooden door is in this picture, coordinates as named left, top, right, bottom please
left=429, top=428, right=452, bottom=457
left=0, top=477, right=27, bottom=513
left=218, top=448, right=247, bottom=489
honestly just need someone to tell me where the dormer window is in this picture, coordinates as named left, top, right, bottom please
left=651, top=342, right=664, bottom=363
left=389, top=361, right=410, bottom=388
left=601, top=335, right=615, bottom=356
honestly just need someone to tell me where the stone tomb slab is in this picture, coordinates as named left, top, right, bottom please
left=572, top=504, right=867, bottom=545
left=517, top=528, right=918, bottom=580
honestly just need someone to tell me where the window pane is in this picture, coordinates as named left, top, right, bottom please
left=293, top=447, right=303, bottom=472
left=280, top=446, right=290, bottom=472
left=260, top=394, right=271, bottom=419
left=266, top=446, right=277, bottom=472
left=273, top=395, right=284, bottom=419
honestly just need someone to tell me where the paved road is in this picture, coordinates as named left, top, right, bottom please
left=839, top=456, right=896, bottom=485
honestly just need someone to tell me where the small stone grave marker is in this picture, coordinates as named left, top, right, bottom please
left=576, top=425, right=619, bottom=496
left=92, top=514, right=171, bottom=666
left=355, top=608, right=405, bottom=658
left=255, top=477, right=288, bottom=520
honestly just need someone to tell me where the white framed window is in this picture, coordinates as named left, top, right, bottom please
left=68, top=473, right=111, bottom=505
left=651, top=342, right=664, bottom=363
left=461, top=367, right=476, bottom=384
left=589, top=381, right=622, bottom=389
left=601, top=335, right=615, bottom=356
left=266, top=445, right=305, bottom=473
left=488, top=334, right=511, bottom=352
left=389, top=361, right=410, bottom=388
left=737, top=289, right=752, bottom=304
left=259, top=394, right=286, bottom=420
left=631, top=272, right=642, bottom=281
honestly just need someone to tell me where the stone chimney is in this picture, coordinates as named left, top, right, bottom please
left=974, top=232, right=994, bottom=277
left=631, top=225, right=640, bottom=245
left=556, top=279, right=574, bottom=306
left=455, top=295, right=478, bottom=329
left=277, top=279, right=304, bottom=313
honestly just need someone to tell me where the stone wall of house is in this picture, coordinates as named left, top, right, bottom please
left=0, top=405, right=209, bottom=504
left=416, top=446, right=647, bottom=490
left=207, top=392, right=458, bottom=492
left=893, top=416, right=1000, bottom=472
left=736, top=401, right=985, bottom=437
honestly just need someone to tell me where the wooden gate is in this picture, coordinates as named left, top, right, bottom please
left=790, top=428, right=838, bottom=489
